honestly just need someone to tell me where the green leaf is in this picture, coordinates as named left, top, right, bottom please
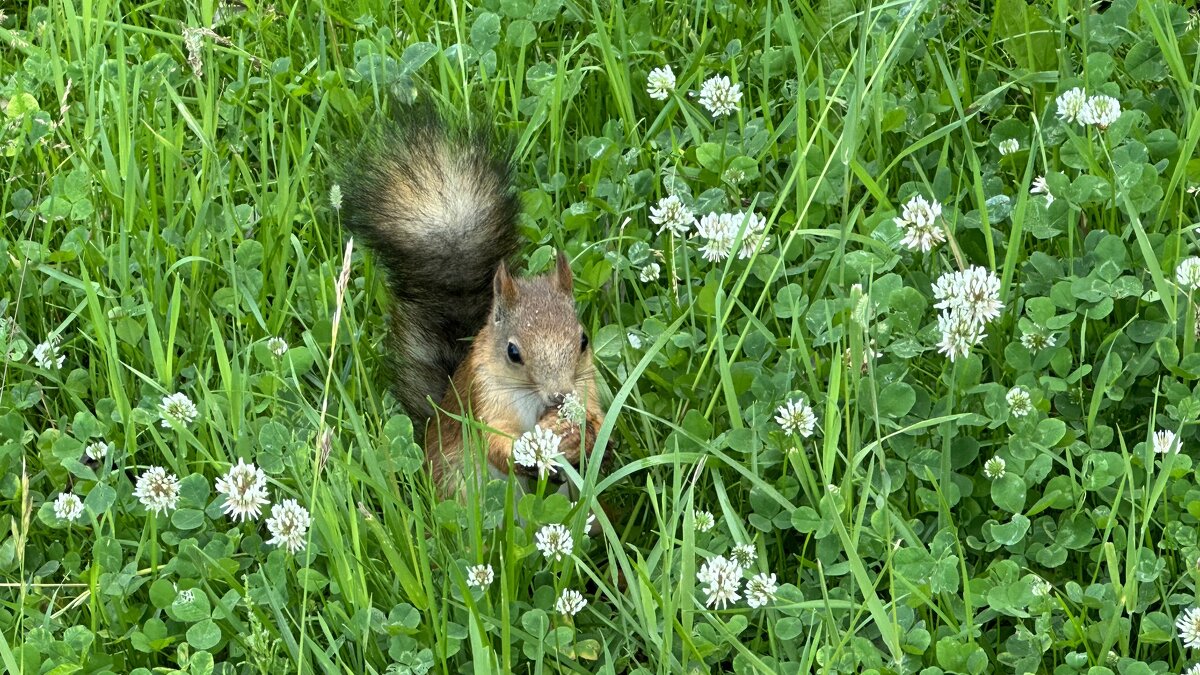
left=592, top=324, right=624, bottom=360
left=1085, top=52, right=1115, bottom=82
left=389, top=603, right=422, bottom=633
left=190, top=650, right=214, bottom=675
left=400, top=42, right=438, bottom=74
left=1139, top=611, right=1174, bottom=643
left=186, top=619, right=221, bottom=651
left=935, top=636, right=988, bottom=674
left=259, top=421, right=290, bottom=454
left=696, top=143, right=725, bottom=174
left=94, top=537, right=121, bottom=570
left=991, top=474, right=1026, bottom=513
left=789, top=506, right=821, bottom=533
left=167, top=590, right=211, bottom=623
left=775, top=617, right=803, bottom=641
left=992, top=0, right=1055, bottom=71
left=520, top=608, right=548, bottom=637
left=470, top=12, right=501, bottom=52
left=5, top=93, right=39, bottom=118
left=149, top=579, right=176, bottom=609
left=178, top=474, right=210, bottom=508
left=507, top=20, right=536, bottom=48
left=877, top=382, right=915, bottom=418
left=1066, top=174, right=1112, bottom=206
left=1124, top=40, right=1168, bottom=81
left=84, top=482, right=116, bottom=514
left=991, top=514, right=1031, bottom=546
left=1146, top=129, right=1178, bottom=159
left=171, top=508, right=205, bottom=530
left=773, top=284, right=807, bottom=319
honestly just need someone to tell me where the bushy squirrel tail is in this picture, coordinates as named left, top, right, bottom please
left=338, top=101, right=520, bottom=431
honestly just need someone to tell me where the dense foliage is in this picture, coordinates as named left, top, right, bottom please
left=3, top=0, right=1200, bottom=673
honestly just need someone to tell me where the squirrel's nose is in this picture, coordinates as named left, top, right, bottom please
left=547, top=392, right=568, bottom=406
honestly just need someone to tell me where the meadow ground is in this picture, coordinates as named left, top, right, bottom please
left=4, top=0, right=1200, bottom=673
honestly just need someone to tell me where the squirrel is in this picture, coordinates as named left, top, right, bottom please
left=338, top=103, right=607, bottom=499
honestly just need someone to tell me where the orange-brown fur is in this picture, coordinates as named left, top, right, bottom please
left=426, top=253, right=605, bottom=498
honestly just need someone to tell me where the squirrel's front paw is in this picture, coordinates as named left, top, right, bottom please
left=537, top=409, right=583, bottom=464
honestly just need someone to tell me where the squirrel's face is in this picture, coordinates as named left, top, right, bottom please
left=490, top=252, right=592, bottom=411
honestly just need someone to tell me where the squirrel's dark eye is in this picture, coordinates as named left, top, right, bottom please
left=580, top=333, right=589, bottom=353
left=507, top=342, right=523, bottom=364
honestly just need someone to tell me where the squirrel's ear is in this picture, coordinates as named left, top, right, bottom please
left=492, top=262, right=518, bottom=321
left=553, top=250, right=574, bottom=294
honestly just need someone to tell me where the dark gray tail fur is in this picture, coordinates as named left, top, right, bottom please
left=338, top=102, right=520, bottom=431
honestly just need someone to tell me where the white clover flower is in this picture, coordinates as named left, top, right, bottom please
left=697, top=555, right=742, bottom=609
left=775, top=398, right=817, bottom=437
left=898, top=194, right=944, bottom=230
left=745, top=572, right=778, bottom=608
left=32, top=336, right=65, bottom=370
left=936, top=311, right=983, bottom=362
left=1177, top=257, right=1200, bottom=291
left=1019, top=327, right=1057, bottom=352
left=559, top=393, right=587, bottom=426
left=1153, top=429, right=1178, bottom=455
left=1185, top=664, right=1200, bottom=675
left=894, top=194, right=946, bottom=253
left=646, top=65, right=676, bottom=100
left=555, top=588, right=587, bottom=617
left=1006, top=387, right=1033, bottom=417
left=85, top=440, right=110, bottom=461
left=536, top=523, right=574, bottom=562
left=733, top=211, right=768, bottom=259
left=1080, top=94, right=1121, bottom=129
left=1030, top=176, right=1054, bottom=206
left=266, top=337, right=288, bottom=357
left=932, top=266, right=1005, bottom=330
left=694, top=509, right=716, bottom=533
left=649, top=195, right=696, bottom=237
left=638, top=262, right=661, bottom=283
left=329, top=184, right=343, bottom=210
left=1178, top=606, right=1200, bottom=649
left=215, top=458, right=270, bottom=522
left=266, top=498, right=312, bottom=554
left=1055, top=87, right=1088, bottom=125
left=159, top=392, right=198, bottom=428
left=466, top=564, right=494, bottom=589
left=730, top=544, right=757, bottom=569
left=512, top=425, right=564, bottom=479
left=932, top=264, right=1004, bottom=362
left=134, top=466, right=181, bottom=515
left=697, top=75, right=742, bottom=117
left=983, top=456, right=1006, bottom=480
left=1030, top=576, right=1052, bottom=597
left=997, top=139, right=1019, bottom=156
left=53, top=492, right=84, bottom=522
left=627, top=332, right=643, bottom=349
left=695, top=212, right=737, bottom=262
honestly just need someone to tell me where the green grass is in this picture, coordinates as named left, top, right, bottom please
left=4, top=0, right=1200, bottom=672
